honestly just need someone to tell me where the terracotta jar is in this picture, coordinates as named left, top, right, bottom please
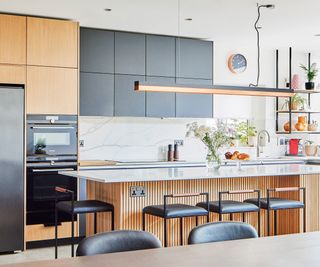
left=295, top=116, right=308, bottom=131
left=284, top=121, right=295, bottom=132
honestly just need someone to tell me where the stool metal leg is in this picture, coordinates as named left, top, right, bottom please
left=142, top=212, right=146, bottom=231
left=71, top=212, right=74, bottom=257
left=195, top=216, right=198, bottom=226
left=164, top=218, right=167, bottom=247
left=267, top=208, right=270, bottom=236
left=274, top=210, right=277, bottom=236
left=180, top=217, right=183, bottom=246
left=303, top=207, right=306, bottom=233
left=111, top=210, right=115, bottom=230
left=242, top=213, right=245, bottom=222
left=207, top=214, right=209, bottom=223
left=230, top=213, right=233, bottom=221
left=257, top=210, right=261, bottom=237
left=55, top=208, right=58, bottom=259
left=218, top=213, right=222, bottom=221
left=94, top=212, right=97, bottom=234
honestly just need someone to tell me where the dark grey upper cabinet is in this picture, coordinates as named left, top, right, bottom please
left=146, top=35, right=175, bottom=77
left=146, top=76, right=175, bottom=118
left=80, top=72, right=114, bottom=116
left=115, top=75, right=145, bottom=116
left=115, top=32, right=145, bottom=75
left=176, top=38, right=213, bottom=80
left=176, top=78, right=213, bottom=118
left=80, top=28, right=114, bottom=73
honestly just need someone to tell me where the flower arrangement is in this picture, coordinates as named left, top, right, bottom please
left=186, top=122, right=232, bottom=168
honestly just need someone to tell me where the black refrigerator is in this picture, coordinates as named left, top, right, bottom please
left=0, top=84, right=24, bottom=252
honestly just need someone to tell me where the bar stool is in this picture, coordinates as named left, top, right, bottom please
left=244, top=187, right=306, bottom=236
left=197, top=189, right=261, bottom=236
left=142, top=192, right=209, bottom=247
left=55, top=187, right=114, bottom=258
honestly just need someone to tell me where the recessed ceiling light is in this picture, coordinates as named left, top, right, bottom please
left=185, top=18, right=192, bottom=21
left=314, top=34, right=320, bottom=37
left=104, top=8, right=112, bottom=12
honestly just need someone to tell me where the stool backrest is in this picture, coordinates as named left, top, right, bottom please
left=76, top=230, right=161, bottom=256
left=188, top=221, right=258, bottom=245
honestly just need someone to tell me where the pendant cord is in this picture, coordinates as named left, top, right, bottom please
left=250, top=6, right=262, bottom=87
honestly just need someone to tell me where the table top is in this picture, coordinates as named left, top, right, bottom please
left=60, top=163, right=320, bottom=183
left=3, top=232, right=320, bottom=267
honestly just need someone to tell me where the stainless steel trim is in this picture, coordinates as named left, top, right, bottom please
left=32, top=168, right=75, bottom=173
left=27, top=162, right=77, bottom=167
left=30, top=126, right=75, bottom=129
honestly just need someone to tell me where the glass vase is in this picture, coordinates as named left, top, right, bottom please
left=206, top=152, right=221, bottom=170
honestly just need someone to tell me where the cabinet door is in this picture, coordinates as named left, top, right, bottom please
left=146, top=76, right=175, bottom=117
left=176, top=78, right=213, bottom=118
left=27, top=17, right=78, bottom=68
left=80, top=72, right=114, bottom=116
left=0, top=14, right=26, bottom=65
left=80, top=28, right=114, bottom=73
left=146, top=35, right=175, bottom=77
left=115, top=32, right=145, bottom=75
left=176, top=38, right=213, bottom=79
left=27, top=66, right=78, bottom=115
left=0, top=64, right=25, bottom=84
left=115, top=75, right=145, bottom=116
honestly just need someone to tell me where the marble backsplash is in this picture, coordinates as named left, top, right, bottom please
left=79, top=116, right=256, bottom=162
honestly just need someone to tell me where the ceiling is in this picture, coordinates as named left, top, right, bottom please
left=0, top=0, right=320, bottom=50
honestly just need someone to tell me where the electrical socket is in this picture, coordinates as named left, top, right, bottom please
left=130, top=186, right=146, bottom=197
left=174, top=139, right=184, bottom=146
left=79, top=140, right=85, bottom=147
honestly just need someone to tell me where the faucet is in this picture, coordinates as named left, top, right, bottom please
left=257, top=130, right=270, bottom=157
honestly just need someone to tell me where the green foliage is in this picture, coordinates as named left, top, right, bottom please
left=300, top=63, right=318, bottom=82
left=282, top=93, right=306, bottom=110
left=236, top=122, right=257, bottom=144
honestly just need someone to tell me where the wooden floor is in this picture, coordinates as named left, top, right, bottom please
left=86, top=174, right=318, bottom=246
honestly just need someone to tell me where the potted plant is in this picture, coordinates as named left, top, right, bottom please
left=186, top=122, right=232, bottom=170
left=282, top=93, right=306, bottom=111
left=300, top=63, right=318, bottom=90
left=236, top=122, right=257, bottom=146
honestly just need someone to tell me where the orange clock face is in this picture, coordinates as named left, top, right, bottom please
left=228, top=54, right=247, bottom=74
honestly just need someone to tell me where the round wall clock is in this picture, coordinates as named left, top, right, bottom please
left=228, top=54, right=247, bottom=74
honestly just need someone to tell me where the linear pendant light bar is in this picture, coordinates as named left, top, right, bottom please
left=134, top=81, right=294, bottom=97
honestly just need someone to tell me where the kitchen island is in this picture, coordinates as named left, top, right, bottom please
left=61, top=163, right=320, bottom=246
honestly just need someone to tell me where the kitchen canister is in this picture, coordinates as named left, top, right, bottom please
left=291, top=74, right=301, bottom=90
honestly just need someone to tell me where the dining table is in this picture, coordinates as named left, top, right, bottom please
left=2, top=232, right=320, bottom=267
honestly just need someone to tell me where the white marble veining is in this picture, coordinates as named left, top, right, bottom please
left=60, top=164, right=320, bottom=183
left=79, top=117, right=256, bottom=162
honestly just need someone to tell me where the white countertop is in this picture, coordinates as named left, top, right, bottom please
left=60, top=164, right=320, bottom=183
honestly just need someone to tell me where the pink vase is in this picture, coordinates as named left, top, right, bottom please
left=291, top=74, right=301, bottom=90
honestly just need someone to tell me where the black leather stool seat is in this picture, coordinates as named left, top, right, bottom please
left=244, top=197, right=304, bottom=210
left=56, top=200, right=114, bottom=214
left=143, top=204, right=208, bottom=218
left=197, top=200, right=260, bottom=214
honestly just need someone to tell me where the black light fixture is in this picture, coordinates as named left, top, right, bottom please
left=104, top=8, right=112, bottom=12
left=250, top=4, right=275, bottom=87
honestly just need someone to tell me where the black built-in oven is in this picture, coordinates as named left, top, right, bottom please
left=26, top=115, right=78, bottom=226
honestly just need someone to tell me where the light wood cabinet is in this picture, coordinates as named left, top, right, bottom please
left=27, top=66, right=78, bottom=114
left=27, top=17, right=78, bottom=68
left=0, top=64, right=26, bottom=84
left=0, top=14, right=26, bottom=65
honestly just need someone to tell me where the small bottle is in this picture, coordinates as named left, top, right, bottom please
left=167, top=144, right=174, bottom=161
left=174, top=144, right=179, bottom=161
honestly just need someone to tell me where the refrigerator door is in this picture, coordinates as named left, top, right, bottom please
left=0, top=85, right=24, bottom=252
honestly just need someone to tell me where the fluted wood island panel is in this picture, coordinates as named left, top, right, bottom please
left=84, top=174, right=317, bottom=246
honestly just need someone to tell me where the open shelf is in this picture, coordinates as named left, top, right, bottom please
left=277, top=110, right=320, bottom=114
left=276, top=131, right=320, bottom=134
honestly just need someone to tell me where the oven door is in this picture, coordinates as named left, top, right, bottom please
left=27, top=124, right=77, bottom=156
left=26, top=164, right=78, bottom=226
